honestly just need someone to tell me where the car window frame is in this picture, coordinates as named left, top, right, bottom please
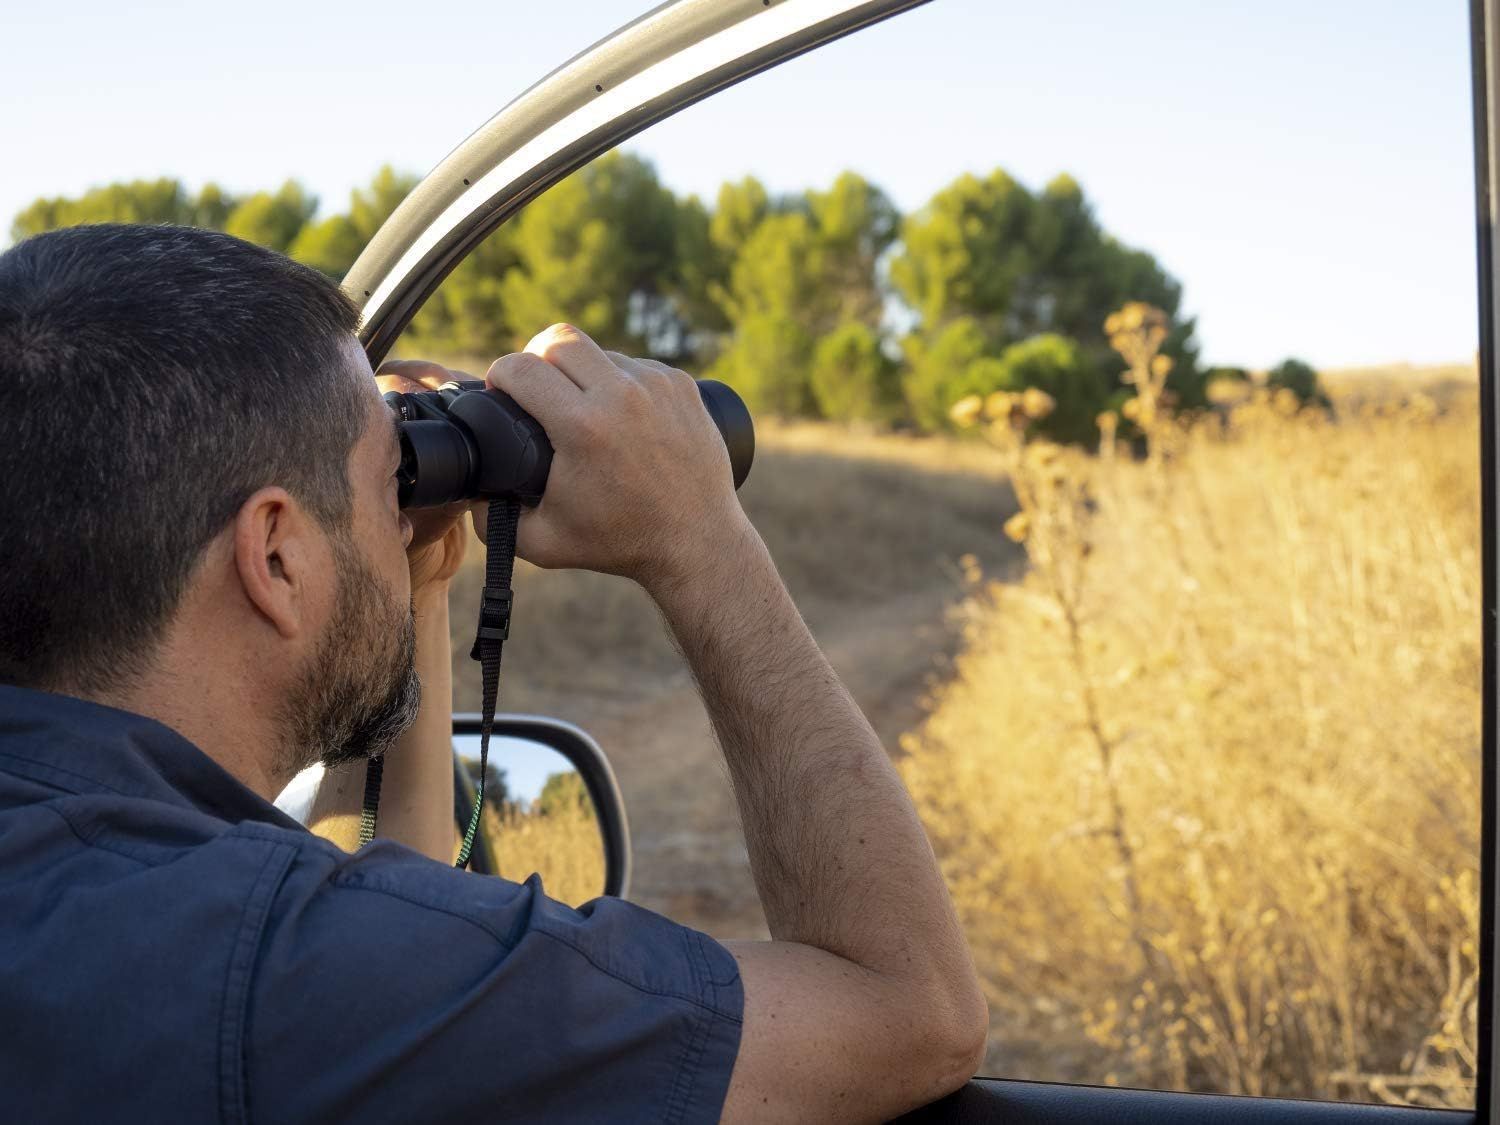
left=353, top=0, right=1500, bottom=1115
left=1471, top=2, right=1497, bottom=1118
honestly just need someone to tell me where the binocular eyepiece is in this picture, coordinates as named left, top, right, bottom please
left=384, top=378, right=755, bottom=509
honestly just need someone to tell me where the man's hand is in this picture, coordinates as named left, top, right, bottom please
left=374, top=360, right=472, bottom=594
left=485, top=325, right=745, bottom=591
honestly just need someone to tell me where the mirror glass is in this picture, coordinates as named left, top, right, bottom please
left=452, top=733, right=606, bottom=907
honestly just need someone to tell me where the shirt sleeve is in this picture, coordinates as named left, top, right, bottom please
left=244, top=839, right=744, bottom=1125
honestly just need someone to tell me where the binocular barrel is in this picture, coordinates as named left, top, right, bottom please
left=386, top=378, right=755, bottom=509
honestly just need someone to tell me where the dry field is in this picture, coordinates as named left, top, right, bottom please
left=444, top=356, right=1481, bottom=1107
left=903, top=343, right=1482, bottom=1105
left=1318, top=360, right=1476, bottom=413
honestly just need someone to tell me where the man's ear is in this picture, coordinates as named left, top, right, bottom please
left=232, top=487, right=324, bottom=641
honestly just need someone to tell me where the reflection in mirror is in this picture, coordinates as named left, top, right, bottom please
left=452, top=734, right=606, bottom=907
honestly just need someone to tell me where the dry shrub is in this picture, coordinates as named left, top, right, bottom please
left=904, top=373, right=1481, bottom=1105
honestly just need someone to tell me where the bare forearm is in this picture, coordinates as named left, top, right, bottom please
left=647, top=521, right=978, bottom=1000
left=308, top=585, right=458, bottom=861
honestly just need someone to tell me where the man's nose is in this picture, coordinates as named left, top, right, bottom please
left=399, top=513, right=414, bottom=548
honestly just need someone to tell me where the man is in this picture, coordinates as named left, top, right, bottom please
left=0, top=224, right=985, bottom=1122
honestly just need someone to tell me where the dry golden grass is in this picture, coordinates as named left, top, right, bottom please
left=474, top=795, right=606, bottom=908
left=1318, top=360, right=1477, bottom=413
left=905, top=351, right=1481, bottom=1105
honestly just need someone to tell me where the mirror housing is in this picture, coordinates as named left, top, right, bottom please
left=451, top=713, right=631, bottom=900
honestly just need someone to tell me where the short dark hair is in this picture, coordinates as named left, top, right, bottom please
left=0, top=223, right=367, bottom=693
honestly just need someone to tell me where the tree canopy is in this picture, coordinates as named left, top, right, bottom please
left=9, top=159, right=1253, bottom=444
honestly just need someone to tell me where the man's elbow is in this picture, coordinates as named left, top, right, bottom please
left=944, top=980, right=991, bottom=1089
left=909, top=973, right=989, bottom=1101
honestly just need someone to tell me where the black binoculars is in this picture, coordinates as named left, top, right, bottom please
left=384, top=378, right=755, bottom=509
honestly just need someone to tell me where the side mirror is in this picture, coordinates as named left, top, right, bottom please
left=451, top=713, right=632, bottom=904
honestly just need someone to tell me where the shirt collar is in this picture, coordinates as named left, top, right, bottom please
left=0, top=683, right=306, bottom=831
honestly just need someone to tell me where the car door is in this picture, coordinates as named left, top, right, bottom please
left=350, top=1, right=1497, bottom=1120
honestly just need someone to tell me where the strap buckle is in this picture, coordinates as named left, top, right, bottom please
left=470, top=586, right=512, bottom=659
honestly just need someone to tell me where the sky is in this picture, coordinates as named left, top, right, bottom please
left=0, top=0, right=1479, bottom=369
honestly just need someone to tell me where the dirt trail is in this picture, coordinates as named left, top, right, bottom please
left=579, top=584, right=967, bottom=938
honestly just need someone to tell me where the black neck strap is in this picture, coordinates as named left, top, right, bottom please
left=357, top=755, right=383, bottom=847
left=360, top=497, right=522, bottom=870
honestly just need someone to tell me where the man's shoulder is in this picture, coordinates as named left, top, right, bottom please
left=249, top=842, right=744, bottom=1124
left=269, top=836, right=742, bottom=1021
left=1, top=774, right=745, bottom=1124
left=0, top=768, right=335, bottom=875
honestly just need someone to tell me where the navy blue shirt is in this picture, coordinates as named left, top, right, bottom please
left=0, top=685, right=743, bottom=1123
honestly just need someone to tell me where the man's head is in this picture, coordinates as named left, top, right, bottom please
left=0, top=223, right=419, bottom=782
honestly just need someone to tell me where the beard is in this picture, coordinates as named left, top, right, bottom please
left=279, top=532, right=421, bottom=774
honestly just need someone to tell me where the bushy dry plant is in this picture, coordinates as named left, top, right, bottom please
left=1107, top=301, right=1176, bottom=467
left=903, top=311, right=1481, bottom=1106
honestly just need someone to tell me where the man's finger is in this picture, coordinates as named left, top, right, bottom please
left=515, top=504, right=564, bottom=569
left=406, top=500, right=471, bottom=552
left=525, top=323, right=624, bottom=392
left=375, top=373, right=425, bottom=396
left=486, top=352, right=585, bottom=431
left=377, top=358, right=465, bottom=390
left=603, top=350, right=656, bottom=380
left=632, top=357, right=679, bottom=376
left=469, top=501, right=489, bottom=548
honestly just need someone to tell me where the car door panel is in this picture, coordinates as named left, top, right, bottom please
left=896, top=1081, right=1471, bottom=1124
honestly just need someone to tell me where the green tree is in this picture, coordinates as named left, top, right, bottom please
left=891, top=168, right=1200, bottom=430
left=902, top=326, right=1103, bottom=438
left=1265, top=357, right=1329, bottom=408
left=890, top=169, right=1037, bottom=346
left=891, top=170, right=1184, bottom=353
left=667, top=194, right=727, bottom=350
left=810, top=320, right=899, bottom=422
left=348, top=166, right=416, bottom=239
left=707, top=172, right=897, bottom=416
left=993, top=334, right=1109, bottom=444
left=286, top=214, right=364, bottom=279
left=407, top=230, right=521, bottom=358
left=464, top=759, right=510, bottom=809
left=806, top=171, right=899, bottom=331
left=674, top=176, right=780, bottom=356
left=191, top=183, right=239, bottom=230
left=712, top=310, right=817, bottom=416
left=709, top=176, right=772, bottom=263
left=537, top=771, right=590, bottom=817
left=495, top=152, right=680, bottom=355
left=708, top=211, right=820, bottom=414
left=224, top=180, right=317, bottom=254
left=288, top=165, right=418, bottom=281
left=1204, top=365, right=1250, bottom=385
left=1201, top=365, right=1253, bottom=408
left=11, top=177, right=202, bottom=241
left=900, top=317, right=1008, bottom=431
